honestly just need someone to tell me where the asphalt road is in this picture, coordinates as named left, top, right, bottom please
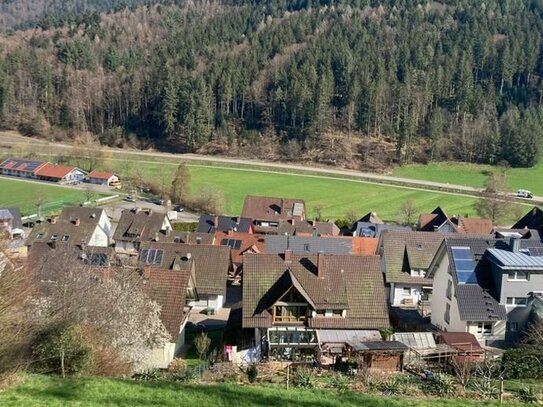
left=1, top=131, right=542, bottom=204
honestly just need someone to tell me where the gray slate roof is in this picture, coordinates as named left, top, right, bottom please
left=0, top=208, right=22, bottom=229
left=486, top=248, right=543, bottom=270
left=455, top=284, right=507, bottom=321
left=265, top=235, right=352, bottom=254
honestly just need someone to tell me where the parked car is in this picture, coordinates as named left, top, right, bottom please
left=174, top=205, right=185, bottom=212
left=124, top=195, right=136, bottom=202
left=516, top=189, right=533, bottom=199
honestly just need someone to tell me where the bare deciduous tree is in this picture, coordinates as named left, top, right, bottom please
left=474, top=172, right=512, bottom=225
left=193, top=332, right=211, bottom=361
left=399, top=199, right=417, bottom=226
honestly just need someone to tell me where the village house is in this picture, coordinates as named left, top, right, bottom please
left=242, top=251, right=390, bottom=362
left=26, top=207, right=111, bottom=248
left=276, top=219, right=340, bottom=237
left=197, top=215, right=253, bottom=234
left=241, top=196, right=306, bottom=234
left=213, top=230, right=265, bottom=282
left=138, top=242, right=231, bottom=311
left=0, top=207, right=24, bottom=239
left=87, top=170, right=120, bottom=187
left=427, top=238, right=509, bottom=345
left=379, top=231, right=446, bottom=306
left=34, top=163, right=87, bottom=184
left=0, top=158, right=46, bottom=178
left=113, top=208, right=173, bottom=253
left=418, top=207, right=493, bottom=234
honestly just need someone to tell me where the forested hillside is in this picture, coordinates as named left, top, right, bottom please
left=0, top=0, right=542, bottom=169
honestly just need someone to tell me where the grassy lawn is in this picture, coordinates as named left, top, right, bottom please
left=0, top=178, right=106, bottom=216
left=0, top=374, right=522, bottom=407
left=393, top=161, right=543, bottom=196
left=94, top=158, right=492, bottom=222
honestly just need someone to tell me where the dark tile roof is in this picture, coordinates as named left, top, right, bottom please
left=197, top=215, right=252, bottom=234
left=0, top=207, right=22, bottom=229
left=380, top=231, right=448, bottom=285
left=242, top=253, right=389, bottom=330
left=26, top=217, right=102, bottom=247
left=0, top=157, right=46, bottom=172
left=242, top=195, right=305, bottom=221
left=139, top=242, right=231, bottom=296
left=113, top=208, right=170, bottom=243
left=512, top=207, right=543, bottom=230
left=144, top=263, right=192, bottom=340
left=419, top=207, right=455, bottom=232
left=59, top=207, right=106, bottom=225
left=455, top=284, right=507, bottom=321
left=276, top=220, right=339, bottom=237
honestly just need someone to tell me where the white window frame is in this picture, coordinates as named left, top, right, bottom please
left=507, top=271, right=529, bottom=281
left=506, top=297, right=528, bottom=307
left=444, top=303, right=450, bottom=324
left=477, top=322, right=492, bottom=336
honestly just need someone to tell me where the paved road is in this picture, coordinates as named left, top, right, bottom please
left=2, top=132, right=542, bottom=203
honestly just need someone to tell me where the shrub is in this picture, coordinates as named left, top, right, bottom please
left=423, top=373, right=456, bottom=397
left=376, top=376, right=406, bottom=396
left=176, top=369, right=199, bottom=383
left=327, top=372, right=350, bottom=393
left=31, top=322, right=92, bottom=376
left=246, top=364, right=258, bottom=383
left=168, top=358, right=187, bottom=376
left=517, top=386, right=540, bottom=404
left=293, top=367, right=315, bottom=388
left=501, top=349, right=543, bottom=379
left=132, top=369, right=162, bottom=381
left=469, top=379, right=499, bottom=400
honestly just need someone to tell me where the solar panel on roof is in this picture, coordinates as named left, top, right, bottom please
left=87, top=253, right=108, bottom=266
left=451, top=246, right=477, bottom=284
left=221, top=238, right=242, bottom=250
left=140, top=249, right=163, bottom=265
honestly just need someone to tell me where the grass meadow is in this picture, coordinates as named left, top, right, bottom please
left=0, top=178, right=101, bottom=216
left=393, top=161, right=543, bottom=196
left=0, top=375, right=522, bottom=407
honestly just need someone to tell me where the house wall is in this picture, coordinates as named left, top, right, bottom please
left=114, top=240, right=137, bottom=253
left=189, top=294, right=224, bottom=311
left=431, top=256, right=466, bottom=332
left=466, top=321, right=506, bottom=343
left=145, top=342, right=176, bottom=369
left=391, top=283, right=424, bottom=306
left=90, top=178, right=108, bottom=186
left=495, top=265, right=543, bottom=337
left=89, top=226, right=109, bottom=247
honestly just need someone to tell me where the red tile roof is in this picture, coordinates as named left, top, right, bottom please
left=88, top=170, right=116, bottom=180
left=34, top=163, right=78, bottom=179
left=351, top=237, right=379, bottom=255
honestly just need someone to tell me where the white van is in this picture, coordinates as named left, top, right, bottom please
left=516, top=189, right=533, bottom=198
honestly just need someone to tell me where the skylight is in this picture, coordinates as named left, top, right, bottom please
left=140, top=249, right=164, bottom=265
left=451, top=246, right=477, bottom=284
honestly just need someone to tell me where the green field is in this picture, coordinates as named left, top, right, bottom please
left=107, top=159, right=489, bottom=222
left=0, top=178, right=103, bottom=216
left=393, top=161, right=543, bottom=196
left=0, top=375, right=521, bottom=407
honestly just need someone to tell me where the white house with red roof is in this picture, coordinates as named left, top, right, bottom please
left=34, top=163, right=87, bottom=184
left=87, top=170, right=120, bottom=187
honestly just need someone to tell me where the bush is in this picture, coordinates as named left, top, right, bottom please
left=327, top=372, right=350, bottom=393
left=423, top=373, right=456, bottom=397
left=293, top=367, right=315, bottom=388
left=168, top=358, right=187, bottom=376
left=132, top=369, right=162, bottom=381
left=31, top=322, right=92, bottom=376
left=469, top=379, right=499, bottom=399
left=176, top=368, right=199, bottom=383
left=246, top=364, right=258, bottom=383
left=517, top=386, right=540, bottom=404
left=376, top=376, right=406, bottom=396
left=502, top=349, right=543, bottom=379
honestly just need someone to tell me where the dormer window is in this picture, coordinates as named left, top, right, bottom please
left=50, top=234, right=58, bottom=241
left=36, top=233, right=45, bottom=239
left=61, top=235, right=70, bottom=241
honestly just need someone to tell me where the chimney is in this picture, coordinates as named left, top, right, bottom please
left=91, top=213, right=96, bottom=218
left=510, top=236, right=520, bottom=253
left=317, top=252, right=325, bottom=278
left=214, top=215, right=219, bottom=227
left=186, top=253, right=192, bottom=260
left=236, top=216, right=240, bottom=224
left=284, top=249, right=292, bottom=263
left=147, top=209, right=152, bottom=215
left=196, top=237, right=202, bottom=245
left=50, top=216, right=58, bottom=224
left=227, top=229, right=234, bottom=236
left=74, top=217, right=80, bottom=226
left=154, top=232, right=160, bottom=242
